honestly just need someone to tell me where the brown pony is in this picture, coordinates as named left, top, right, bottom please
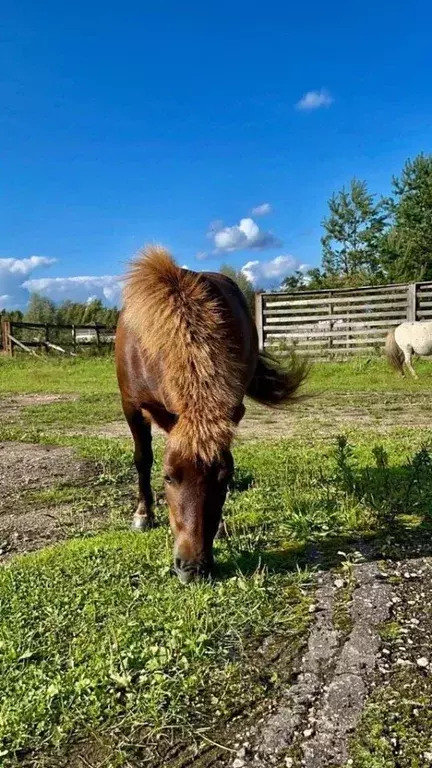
left=116, top=246, right=307, bottom=583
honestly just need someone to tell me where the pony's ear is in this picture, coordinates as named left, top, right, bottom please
left=230, top=403, right=245, bottom=425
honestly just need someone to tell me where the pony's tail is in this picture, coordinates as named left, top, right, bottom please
left=246, top=351, right=309, bottom=407
left=385, top=328, right=404, bottom=374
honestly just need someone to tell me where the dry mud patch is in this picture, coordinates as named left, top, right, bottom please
left=0, top=441, right=93, bottom=560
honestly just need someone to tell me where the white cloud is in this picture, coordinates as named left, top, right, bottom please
left=296, top=89, right=333, bottom=111
left=0, top=256, right=56, bottom=280
left=251, top=203, right=272, bottom=217
left=241, top=254, right=310, bottom=289
left=23, top=275, right=123, bottom=306
left=196, top=251, right=209, bottom=261
left=212, top=217, right=282, bottom=253
left=0, top=256, right=57, bottom=309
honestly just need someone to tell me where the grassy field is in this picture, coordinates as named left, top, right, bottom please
left=2, top=354, right=432, bottom=396
left=1, top=354, right=432, bottom=766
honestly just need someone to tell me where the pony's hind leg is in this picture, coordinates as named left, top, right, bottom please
left=122, top=400, right=155, bottom=530
left=404, top=346, right=419, bottom=380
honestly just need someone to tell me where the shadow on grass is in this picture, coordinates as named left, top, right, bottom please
left=216, top=439, right=432, bottom=580
left=217, top=524, right=432, bottom=579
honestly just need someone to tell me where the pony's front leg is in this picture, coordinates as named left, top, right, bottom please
left=122, top=400, right=155, bottom=530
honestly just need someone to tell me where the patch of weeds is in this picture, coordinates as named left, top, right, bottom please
left=332, top=550, right=364, bottom=634
left=332, top=435, right=432, bottom=529
left=350, top=671, right=432, bottom=767
left=378, top=621, right=401, bottom=642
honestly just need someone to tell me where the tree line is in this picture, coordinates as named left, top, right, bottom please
left=283, top=152, right=432, bottom=291
left=1, top=268, right=254, bottom=327
left=1, top=294, right=119, bottom=328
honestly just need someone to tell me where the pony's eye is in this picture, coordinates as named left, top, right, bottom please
left=164, top=474, right=173, bottom=485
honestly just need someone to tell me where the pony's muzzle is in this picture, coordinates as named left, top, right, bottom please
left=174, top=557, right=212, bottom=585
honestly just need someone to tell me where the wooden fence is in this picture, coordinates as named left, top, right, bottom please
left=0, top=320, right=116, bottom=357
left=255, top=281, right=432, bottom=356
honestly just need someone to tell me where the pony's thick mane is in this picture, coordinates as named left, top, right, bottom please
left=123, top=246, right=243, bottom=463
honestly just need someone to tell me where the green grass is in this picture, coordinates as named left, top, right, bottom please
left=2, top=355, right=432, bottom=765
left=0, top=356, right=117, bottom=395
left=22, top=393, right=123, bottom=430
left=0, top=533, right=311, bottom=767
left=2, top=354, right=432, bottom=398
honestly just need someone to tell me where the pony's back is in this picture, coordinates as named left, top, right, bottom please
left=123, top=246, right=244, bottom=462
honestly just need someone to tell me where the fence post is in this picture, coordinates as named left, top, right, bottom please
left=1, top=320, right=12, bottom=356
left=72, top=325, right=77, bottom=353
left=328, top=292, right=333, bottom=350
left=255, top=293, right=264, bottom=351
left=407, top=283, right=417, bottom=322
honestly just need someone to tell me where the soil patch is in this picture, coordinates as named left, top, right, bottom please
left=0, top=441, right=93, bottom=560
left=63, top=391, right=432, bottom=441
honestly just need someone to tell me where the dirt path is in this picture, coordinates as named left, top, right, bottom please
left=55, top=392, right=432, bottom=440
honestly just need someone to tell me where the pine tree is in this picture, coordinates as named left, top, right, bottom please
left=321, top=179, right=388, bottom=280
left=383, top=154, right=432, bottom=282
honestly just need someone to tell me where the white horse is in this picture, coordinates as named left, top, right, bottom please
left=385, top=321, right=432, bottom=379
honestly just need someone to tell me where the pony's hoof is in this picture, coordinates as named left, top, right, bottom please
left=132, top=515, right=155, bottom=531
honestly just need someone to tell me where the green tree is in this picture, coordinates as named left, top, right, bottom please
left=0, top=308, right=24, bottom=322
left=25, top=294, right=57, bottom=324
left=321, top=178, right=388, bottom=280
left=281, top=270, right=309, bottom=291
left=382, top=153, right=432, bottom=282
left=24, top=294, right=119, bottom=328
left=219, top=264, right=256, bottom=316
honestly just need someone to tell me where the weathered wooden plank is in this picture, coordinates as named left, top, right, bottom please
left=264, top=318, right=401, bottom=330
left=262, top=281, right=411, bottom=298
left=263, top=308, right=408, bottom=321
left=9, top=334, right=41, bottom=357
left=265, top=326, right=387, bottom=340
left=407, top=283, right=417, bottom=322
left=11, top=320, right=116, bottom=333
left=255, top=293, right=264, bottom=350
left=331, top=336, right=386, bottom=346
left=264, top=343, right=383, bottom=356
left=264, top=294, right=408, bottom=309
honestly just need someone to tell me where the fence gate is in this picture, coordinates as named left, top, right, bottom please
left=255, top=281, right=432, bottom=356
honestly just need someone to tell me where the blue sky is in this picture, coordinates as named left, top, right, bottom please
left=2, top=0, right=432, bottom=308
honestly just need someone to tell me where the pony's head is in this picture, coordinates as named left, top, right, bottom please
left=163, top=445, right=234, bottom=583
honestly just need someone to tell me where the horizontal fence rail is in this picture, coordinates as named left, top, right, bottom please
left=256, top=281, right=432, bottom=357
left=0, top=320, right=116, bottom=356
